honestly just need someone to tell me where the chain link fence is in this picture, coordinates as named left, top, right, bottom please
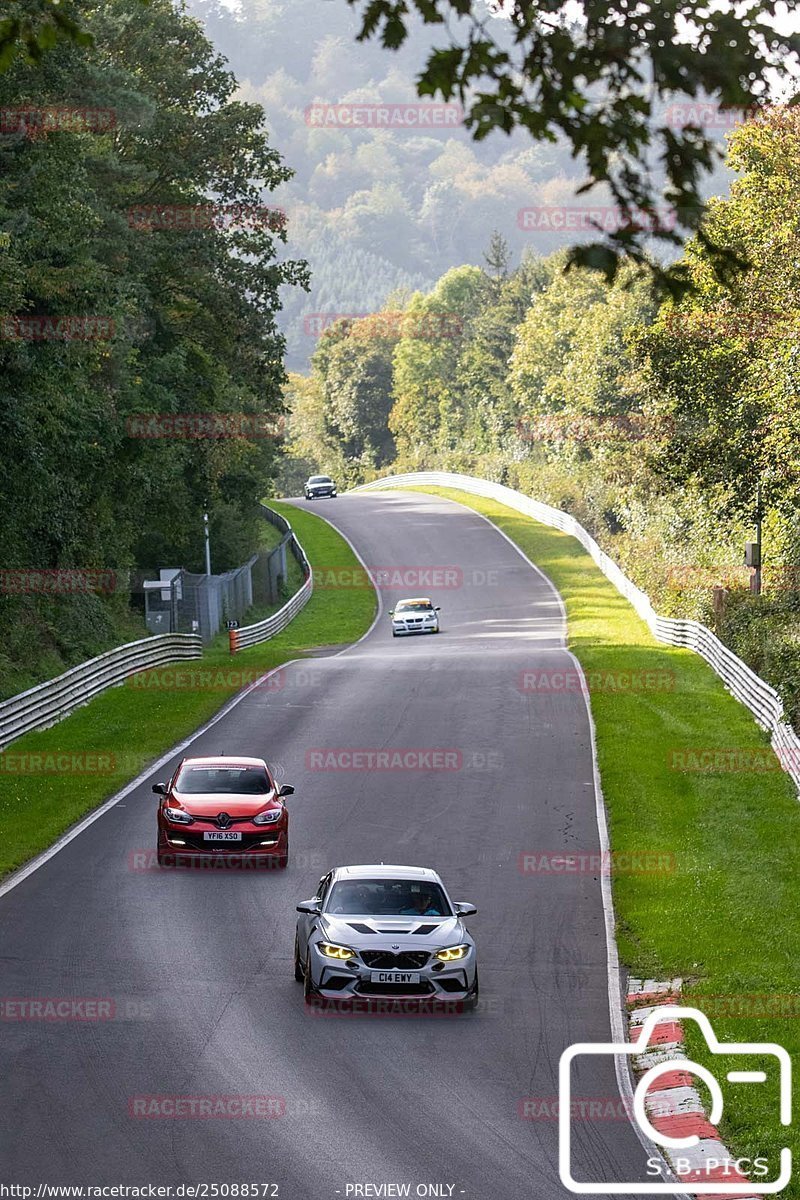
left=141, top=507, right=298, bottom=643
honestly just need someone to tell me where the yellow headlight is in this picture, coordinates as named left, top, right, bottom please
left=319, top=942, right=355, bottom=960
left=435, top=944, right=469, bottom=962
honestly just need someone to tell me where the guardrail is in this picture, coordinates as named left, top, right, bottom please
left=228, top=504, right=312, bottom=652
left=0, top=506, right=313, bottom=748
left=355, top=471, right=800, bottom=793
left=0, top=633, right=202, bottom=752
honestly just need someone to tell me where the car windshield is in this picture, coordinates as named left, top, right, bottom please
left=395, top=601, right=433, bottom=613
left=174, top=765, right=272, bottom=795
left=325, top=878, right=451, bottom=916
left=309, top=476, right=331, bottom=484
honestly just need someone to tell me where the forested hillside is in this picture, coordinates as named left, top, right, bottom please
left=285, top=109, right=800, bottom=727
left=0, top=0, right=305, bottom=696
left=188, top=0, right=733, bottom=371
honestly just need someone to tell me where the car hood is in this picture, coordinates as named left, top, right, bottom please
left=318, top=914, right=467, bottom=950
left=170, top=791, right=279, bottom=818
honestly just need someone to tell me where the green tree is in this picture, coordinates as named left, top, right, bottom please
left=345, top=0, right=800, bottom=288
left=0, top=0, right=307, bottom=685
left=390, top=265, right=487, bottom=463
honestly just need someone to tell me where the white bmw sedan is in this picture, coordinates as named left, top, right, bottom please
left=389, top=596, right=441, bottom=637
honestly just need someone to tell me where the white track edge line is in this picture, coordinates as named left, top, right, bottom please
left=0, top=660, right=304, bottom=900
left=368, top=483, right=682, bottom=1193
left=281, top=499, right=384, bottom=651
left=0, top=504, right=383, bottom=902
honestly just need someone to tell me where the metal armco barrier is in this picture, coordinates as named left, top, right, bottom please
left=0, top=633, right=202, bottom=752
left=355, top=471, right=800, bottom=794
left=0, top=506, right=312, bottom=747
left=229, top=505, right=312, bottom=652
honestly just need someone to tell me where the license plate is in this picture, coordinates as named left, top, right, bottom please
left=203, top=831, right=242, bottom=842
left=369, top=971, right=420, bottom=984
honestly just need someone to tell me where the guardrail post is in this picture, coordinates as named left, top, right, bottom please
left=229, top=627, right=239, bottom=655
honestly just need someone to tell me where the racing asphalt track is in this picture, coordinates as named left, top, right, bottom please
left=0, top=491, right=666, bottom=1198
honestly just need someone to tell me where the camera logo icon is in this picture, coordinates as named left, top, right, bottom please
left=559, top=1005, right=792, bottom=1194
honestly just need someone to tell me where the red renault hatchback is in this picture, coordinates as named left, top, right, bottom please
left=154, top=755, right=293, bottom=868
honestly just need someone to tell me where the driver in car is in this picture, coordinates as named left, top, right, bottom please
left=400, top=889, right=442, bottom=916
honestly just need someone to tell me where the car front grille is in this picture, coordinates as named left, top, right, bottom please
left=179, top=833, right=277, bottom=852
left=360, top=950, right=429, bottom=969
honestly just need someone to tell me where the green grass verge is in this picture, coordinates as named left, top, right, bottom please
left=0, top=500, right=375, bottom=878
left=403, top=484, right=800, bottom=1190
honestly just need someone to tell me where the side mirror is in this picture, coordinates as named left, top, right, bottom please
left=388, top=609, right=394, bottom=616
left=455, top=902, right=477, bottom=916
left=296, top=900, right=321, bottom=915
left=434, top=606, right=441, bottom=611
left=278, top=783, right=295, bottom=797
left=152, top=782, right=167, bottom=795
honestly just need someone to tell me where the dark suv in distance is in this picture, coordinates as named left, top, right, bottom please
left=304, top=474, right=337, bottom=499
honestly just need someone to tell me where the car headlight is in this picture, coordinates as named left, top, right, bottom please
left=318, top=942, right=355, bottom=960
left=163, top=806, right=193, bottom=825
left=435, top=944, right=470, bottom=961
left=253, top=807, right=283, bottom=825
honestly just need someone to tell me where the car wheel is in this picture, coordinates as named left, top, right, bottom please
left=463, top=970, right=480, bottom=1012
left=157, top=852, right=171, bottom=868
left=277, top=853, right=288, bottom=869
left=392, top=630, right=398, bottom=638
left=294, top=935, right=304, bottom=982
left=303, top=954, right=320, bottom=1004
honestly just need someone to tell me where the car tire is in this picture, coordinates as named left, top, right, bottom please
left=294, top=935, right=304, bottom=982
left=277, top=853, right=288, bottom=869
left=463, top=970, right=480, bottom=1012
left=303, top=955, right=321, bottom=1005
left=156, top=852, right=171, bottom=868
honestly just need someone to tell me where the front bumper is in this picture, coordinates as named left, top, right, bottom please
left=309, top=943, right=475, bottom=1001
left=158, top=823, right=287, bottom=866
left=306, top=489, right=336, bottom=498
left=392, top=621, right=438, bottom=635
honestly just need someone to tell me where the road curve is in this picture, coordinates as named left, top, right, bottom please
left=0, top=491, right=658, bottom=1198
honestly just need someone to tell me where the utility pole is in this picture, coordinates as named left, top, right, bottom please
left=745, top=480, right=762, bottom=595
left=203, top=503, right=212, bottom=576
left=755, top=478, right=762, bottom=596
